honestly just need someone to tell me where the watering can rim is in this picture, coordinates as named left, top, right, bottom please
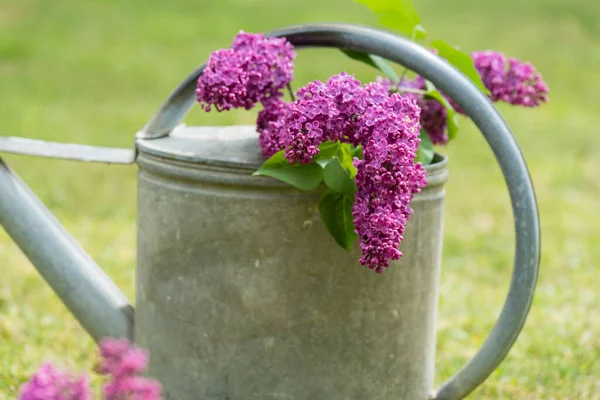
left=135, top=124, right=448, bottom=189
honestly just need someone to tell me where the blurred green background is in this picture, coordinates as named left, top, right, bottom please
left=1, top=0, right=599, bottom=398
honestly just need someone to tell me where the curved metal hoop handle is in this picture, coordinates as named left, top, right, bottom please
left=138, top=23, right=541, bottom=400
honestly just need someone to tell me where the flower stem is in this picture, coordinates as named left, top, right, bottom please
left=287, top=83, right=296, bottom=102
left=398, top=67, right=409, bottom=83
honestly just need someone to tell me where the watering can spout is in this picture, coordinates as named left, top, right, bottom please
left=0, top=155, right=134, bottom=342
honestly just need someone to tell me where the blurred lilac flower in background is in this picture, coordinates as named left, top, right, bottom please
left=19, top=338, right=162, bottom=400
left=472, top=51, right=549, bottom=107
left=378, top=50, right=549, bottom=146
left=18, top=363, right=91, bottom=400
left=97, top=338, right=162, bottom=400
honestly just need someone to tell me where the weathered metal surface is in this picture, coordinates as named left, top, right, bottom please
left=0, top=158, right=134, bottom=341
left=136, top=125, right=264, bottom=167
left=135, top=126, right=447, bottom=400
left=137, top=24, right=541, bottom=400
left=0, top=136, right=135, bottom=164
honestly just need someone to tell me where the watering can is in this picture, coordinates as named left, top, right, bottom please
left=0, top=24, right=540, bottom=400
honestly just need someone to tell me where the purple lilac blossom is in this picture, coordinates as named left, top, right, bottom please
left=98, top=337, right=163, bottom=400
left=500, top=55, right=549, bottom=106
left=275, top=73, right=426, bottom=272
left=375, top=51, right=548, bottom=145
left=447, top=51, right=549, bottom=113
left=377, top=76, right=449, bottom=145
left=196, top=31, right=296, bottom=112
left=257, top=98, right=288, bottom=157
left=231, top=33, right=295, bottom=93
left=472, top=51, right=549, bottom=106
left=352, top=85, right=426, bottom=272
left=280, top=72, right=365, bottom=163
left=18, top=363, right=91, bottom=400
left=418, top=97, right=448, bottom=145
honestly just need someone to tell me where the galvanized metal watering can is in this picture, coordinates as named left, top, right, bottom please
left=0, top=24, right=540, bottom=400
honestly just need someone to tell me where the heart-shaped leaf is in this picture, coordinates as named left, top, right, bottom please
left=253, top=150, right=323, bottom=191
left=318, top=189, right=358, bottom=251
left=338, top=143, right=358, bottom=178
left=416, top=129, right=434, bottom=165
left=323, top=158, right=357, bottom=195
left=314, top=141, right=341, bottom=167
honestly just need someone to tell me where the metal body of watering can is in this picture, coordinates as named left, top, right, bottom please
left=134, top=125, right=447, bottom=400
left=0, top=24, right=540, bottom=400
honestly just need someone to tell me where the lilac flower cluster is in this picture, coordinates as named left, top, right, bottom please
left=18, top=338, right=162, bottom=400
left=378, top=76, right=449, bottom=145
left=256, top=98, right=288, bottom=157
left=97, top=337, right=162, bottom=400
left=378, top=50, right=549, bottom=145
left=276, top=73, right=426, bottom=272
left=18, top=363, right=90, bottom=400
left=472, top=51, right=549, bottom=107
left=280, top=72, right=365, bottom=164
left=352, top=84, right=426, bottom=272
left=195, top=31, right=295, bottom=112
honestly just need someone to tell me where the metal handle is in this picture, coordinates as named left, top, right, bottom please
left=138, top=23, right=540, bottom=399
left=0, top=136, right=136, bottom=164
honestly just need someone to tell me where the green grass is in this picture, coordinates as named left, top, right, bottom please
left=1, top=0, right=599, bottom=398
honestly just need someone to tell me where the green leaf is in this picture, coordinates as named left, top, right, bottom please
left=315, top=158, right=335, bottom=168
left=314, top=141, right=341, bottom=167
left=416, top=129, right=434, bottom=165
left=355, top=0, right=427, bottom=39
left=412, top=25, right=427, bottom=40
left=340, top=50, right=399, bottom=82
left=370, top=55, right=400, bottom=82
left=314, top=142, right=359, bottom=178
left=316, top=141, right=340, bottom=159
left=318, top=189, right=358, bottom=251
left=430, top=40, right=490, bottom=95
left=446, top=112, right=459, bottom=141
left=350, top=144, right=363, bottom=159
left=323, top=159, right=357, bottom=195
left=338, top=144, right=358, bottom=178
left=423, top=80, right=460, bottom=141
left=253, top=150, right=323, bottom=191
